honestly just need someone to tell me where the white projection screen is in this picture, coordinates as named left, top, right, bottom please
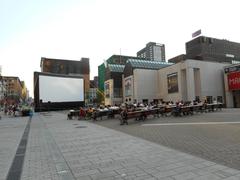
left=39, top=75, right=84, bottom=103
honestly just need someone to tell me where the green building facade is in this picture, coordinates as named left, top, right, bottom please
left=98, top=63, right=105, bottom=92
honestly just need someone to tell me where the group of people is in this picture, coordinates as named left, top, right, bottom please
left=71, top=98, right=222, bottom=121
left=78, top=106, right=100, bottom=120
left=2, top=103, right=20, bottom=117
left=0, top=103, right=34, bottom=119
left=77, top=105, right=115, bottom=120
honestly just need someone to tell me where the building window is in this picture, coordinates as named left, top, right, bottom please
left=209, top=38, right=213, bottom=44
left=217, top=96, right=223, bottom=103
left=201, top=37, right=207, bottom=43
left=206, top=96, right=213, bottom=104
left=114, top=88, right=122, bottom=98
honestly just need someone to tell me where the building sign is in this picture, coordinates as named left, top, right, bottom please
left=225, top=65, right=240, bottom=73
left=228, top=72, right=240, bottom=90
left=167, top=73, right=178, bottom=93
left=125, top=77, right=132, bottom=97
left=192, top=29, right=201, bottom=38
left=105, top=82, right=110, bottom=98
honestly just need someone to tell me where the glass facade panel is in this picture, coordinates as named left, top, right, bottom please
left=128, top=59, right=172, bottom=70
left=114, top=88, right=122, bottom=98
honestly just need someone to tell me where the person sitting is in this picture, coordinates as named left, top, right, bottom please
left=87, top=107, right=94, bottom=119
left=213, top=98, right=217, bottom=104
left=100, top=106, right=108, bottom=111
left=92, top=110, right=98, bottom=121
left=212, top=98, right=218, bottom=111
left=173, top=102, right=181, bottom=117
left=78, top=107, right=86, bottom=120
left=203, top=99, right=208, bottom=112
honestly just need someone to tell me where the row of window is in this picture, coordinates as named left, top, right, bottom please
left=195, top=96, right=223, bottom=103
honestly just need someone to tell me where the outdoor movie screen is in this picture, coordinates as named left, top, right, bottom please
left=39, top=75, right=84, bottom=103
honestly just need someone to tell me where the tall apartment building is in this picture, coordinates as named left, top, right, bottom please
left=137, top=42, right=166, bottom=62
left=93, top=76, right=98, bottom=88
left=186, top=36, right=240, bottom=63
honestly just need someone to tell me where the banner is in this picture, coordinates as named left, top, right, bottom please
left=124, top=77, right=132, bottom=97
left=167, top=73, right=179, bottom=93
left=228, top=72, right=240, bottom=90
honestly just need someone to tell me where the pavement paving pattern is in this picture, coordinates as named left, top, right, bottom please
left=1, top=109, right=240, bottom=180
left=0, top=116, right=28, bottom=180
left=94, top=108, right=240, bottom=171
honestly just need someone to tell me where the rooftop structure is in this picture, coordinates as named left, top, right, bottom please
left=185, top=36, right=240, bottom=64
left=124, top=59, right=172, bottom=77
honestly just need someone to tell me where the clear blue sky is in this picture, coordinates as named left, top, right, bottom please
left=1, top=0, right=240, bottom=97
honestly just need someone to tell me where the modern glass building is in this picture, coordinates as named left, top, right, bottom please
left=98, top=55, right=140, bottom=92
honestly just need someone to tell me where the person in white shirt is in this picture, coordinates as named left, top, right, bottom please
left=213, top=98, right=217, bottom=104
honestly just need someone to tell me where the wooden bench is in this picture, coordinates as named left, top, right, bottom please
left=192, top=104, right=204, bottom=113
left=163, top=107, right=173, bottom=116
left=181, top=106, right=193, bottom=116
left=120, top=111, right=143, bottom=125
left=92, top=110, right=110, bottom=121
left=120, top=108, right=162, bottom=125
left=206, top=103, right=223, bottom=112
left=144, top=108, right=162, bottom=118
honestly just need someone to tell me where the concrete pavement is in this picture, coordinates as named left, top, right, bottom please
left=1, top=111, right=240, bottom=179
left=95, top=108, right=240, bottom=171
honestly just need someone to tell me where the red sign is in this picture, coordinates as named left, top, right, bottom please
left=228, top=72, right=240, bottom=90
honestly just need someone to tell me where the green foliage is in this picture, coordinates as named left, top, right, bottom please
left=96, top=89, right=104, bottom=104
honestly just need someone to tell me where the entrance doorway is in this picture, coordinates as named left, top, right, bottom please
left=233, top=90, right=240, bottom=108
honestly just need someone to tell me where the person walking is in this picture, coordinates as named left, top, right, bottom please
left=120, top=108, right=128, bottom=125
left=29, top=108, right=33, bottom=120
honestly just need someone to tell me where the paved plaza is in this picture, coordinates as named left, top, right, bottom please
left=1, top=109, right=240, bottom=180
left=95, top=109, right=240, bottom=170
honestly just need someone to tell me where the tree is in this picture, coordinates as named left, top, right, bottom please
left=96, top=89, right=104, bottom=104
